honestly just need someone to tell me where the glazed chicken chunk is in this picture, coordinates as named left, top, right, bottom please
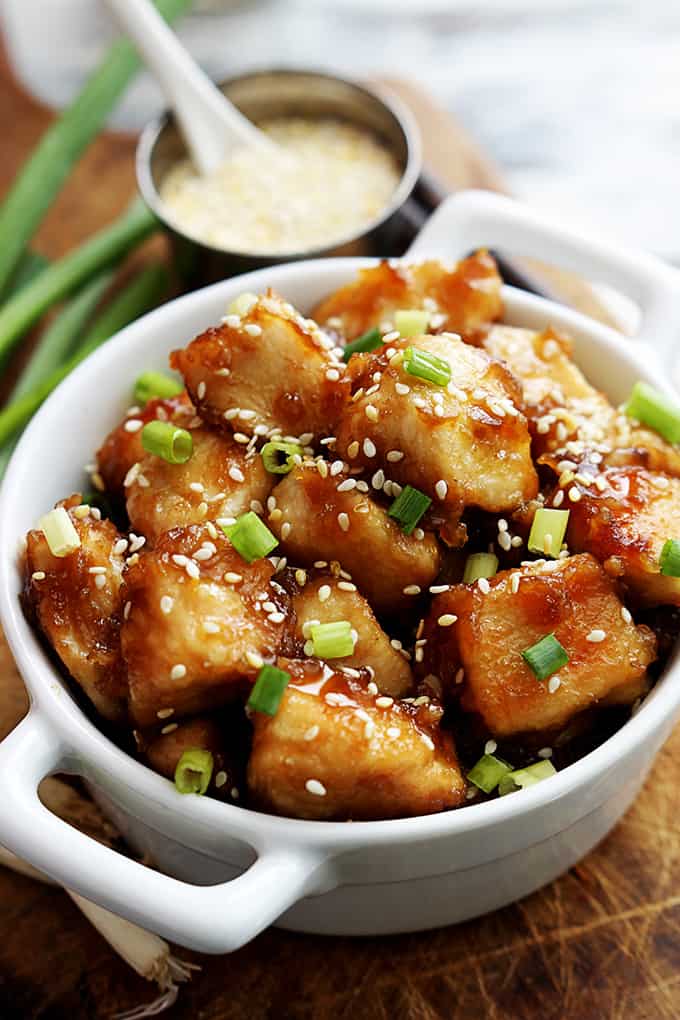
left=312, top=251, right=503, bottom=342
left=248, top=658, right=466, bottom=820
left=121, top=524, right=289, bottom=726
left=291, top=575, right=414, bottom=698
left=25, top=496, right=127, bottom=721
left=171, top=292, right=349, bottom=442
left=125, top=425, right=273, bottom=544
left=335, top=334, right=538, bottom=524
left=269, top=465, right=440, bottom=614
left=421, top=554, right=656, bottom=738
left=482, top=324, right=680, bottom=475
left=564, top=466, right=680, bottom=607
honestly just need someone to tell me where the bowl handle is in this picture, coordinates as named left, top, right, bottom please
left=407, top=190, right=680, bottom=369
left=0, top=711, right=330, bottom=953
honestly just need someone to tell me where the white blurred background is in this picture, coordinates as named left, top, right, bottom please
left=3, top=0, right=679, bottom=262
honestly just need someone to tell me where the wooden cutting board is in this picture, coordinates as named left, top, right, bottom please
left=1, top=46, right=679, bottom=1020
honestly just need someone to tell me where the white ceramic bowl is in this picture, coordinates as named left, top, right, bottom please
left=1, top=192, right=680, bottom=954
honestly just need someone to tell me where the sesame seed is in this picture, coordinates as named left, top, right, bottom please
left=94, top=575, right=106, bottom=589
left=124, top=418, right=144, bottom=433
left=233, top=433, right=249, bottom=444
left=170, top=664, right=187, bottom=680
left=437, top=613, right=457, bottom=627
left=586, top=629, right=606, bottom=643
left=337, top=580, right=357, bottom=592
left=197, top=381, right=207, bottom=400
left=222, top=314, right=240, bottom=328
left=228, top=466, right=245, bottom=483
left=161, top=723, right=178, bottom=735
left=246, top=651, right=264, bottom=669
left=365, top=404, right=379, bottom=422
left=157, top=708, right=174, bottom=719
left=31, top=570, right=46, bottom=581
left=225, top=571, right=243, bottom=585
left=281, top=522, right=292, bottom=540
left=330, top=460, right=344, bottom=476
left=338, top=512, right=350, bottom=532
left=224, top=408, right=239, bottom=420
left=367, top=681, right=379, bottom=696
left=326, top=368, right=340, bottom=382
left=621, top=606, right=632, bottom=624
left=403, top=585, right=421, bottom=595
left=129, top=534, right=146, bottom=553
left=548, top=676, right=562, bottom=694
left=553, top=489, right=565, bottom=507
left=395, top=382, right=410, bottom=396
left=238, top=409, right=257, bottom=421
left=231, top=787, right=240, bottom=799
left=413, top=527, right=425, bottom=541
left=376, top=696, right=394, bottom=708
left=511, top=574, right=520, bottom=594
left=363, top=719, right=376, bottom=740
left=484, top=739, right=497, bottom=755
left=136, top=473, right=150, bottom=488
left=268, top=611, right=286, bottom=624
left=88, top=566, right=107, bottom=575
left=386, top=727, right=401, bottom=739
left=203, top=621, right=220, bottom=634
left=336, top=478, right=356, bottom=493
left=477, top=577, right=491, bottom=594
left=538, top=747, right=553, bottom=759
left=185, top=560, right=200, bottom=579
left=160, top=595, right=174, bottom=615
left=122, top=601, right=132, bottom=621
left=215, top=771, right=227, bottom=788
left=113, top=539, right=129, bottom=556
left=435, top=479, right=448, bottom=500
left=244, top=323, right=262, bottom=337
left=498, top=532, right=512, bottom=552
left=363, top=438, right=376, bottom=458
left=371, top=469, right=385, bottom=490
left=454, top=667, right=464, bottom=685
left=304, top=726, right=320, bottom=741
left=305, top=779, right=327, bottom=796
left=318, top=584, right=331, bottom=603
left=429, top=584, right=450, bottom=594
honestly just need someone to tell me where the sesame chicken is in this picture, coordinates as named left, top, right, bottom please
left=248, top=658, right=466, bottom=820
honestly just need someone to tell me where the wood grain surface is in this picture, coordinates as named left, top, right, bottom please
left=1, top=42, right=679, bottom=1020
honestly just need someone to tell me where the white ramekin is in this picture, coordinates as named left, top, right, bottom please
left=1, top=192, right=679, bottom=954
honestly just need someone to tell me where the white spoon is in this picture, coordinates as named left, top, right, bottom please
left=103, top=0, right=276, bottom=175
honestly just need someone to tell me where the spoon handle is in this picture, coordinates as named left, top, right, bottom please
left=103, top=0, right=271, bottom=174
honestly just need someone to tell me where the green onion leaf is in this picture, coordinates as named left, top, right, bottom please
left=261, top=440, right=303, bottom=475
left=624, top=381, right=680, bottom=445
left=311, top=620, right=355, bottom=659
left=247, top=664, right=291, bottom=716
left=522, top=633, right=569, bottom=681
left=174, top=749, right=214, bottom=796
left=659, top=539, right=680, bottom=577
left=388, top=484, right=432, bottom=535
left=394, top=308, right=430, bottom=338
left=141, top=421, right=193, bottom=465
left=463, top=552, right=499, bottom=584
left=528, top=507, right=570, bottom=558
left=342, top=326, right=382, bottom=362
left=403, top=346, right=451, bottom=387
left=222, top=511, right=279, bottom=563
left=498, top=759, right=557, bottom=796
left=467, top=753, right=512, bottom=793
left=134, top=371, right=183, bottom=405
left=39, top=506, right=81, bottom=558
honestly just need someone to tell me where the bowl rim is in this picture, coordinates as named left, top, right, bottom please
left=2, top=255, right=679, bottom=852
left=136, top=66, right=423, bottom=262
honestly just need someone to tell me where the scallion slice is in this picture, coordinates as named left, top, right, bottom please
left=134, top=371, right=183, bottom=405
left=403, top=346, right=451, bottom=387
left=388, top=484, right=432, bottom=535
left=659, top=539, right=680, bottom=577
left=463, top=552, right=499, bottom=584
left=174, top=749, right=214, bottom=796
left=624, top=381, right=680, bottom=444
left=521, top=633, right=568, bottom=681
left=141, top=420, right=193, bottom=465
left=527, top=507, right=570, bottom=558
left=222, top=511, right=279, bottom=563
left=467, top=753, right=512, bottom=794
left=39, top=506, right=81, bottom=557
left=342, top=326, right=382, bottom=362
left=498, top=759, right=557, bottom=796
left=394, top=308, right=429, bottom=338
left=261, top=440, right=303, bottom=475
left=311, top=620, right=355, bottom=659
left=247, top=664, right=291, bottom=716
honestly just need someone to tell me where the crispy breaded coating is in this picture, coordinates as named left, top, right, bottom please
left=564, top=466, right=680, bottom=606
left=25, top=496, right=127, bottom=721
left=171, top=292, right=349, bottom=441
left=268, top=465, right=440, bottom=614
left=335, top=334, right=537, bottom=521
left=421, top=554, right=655, bottom=739
left=312, top=252, right=503, bottom=342
left=247, top=658, right=465, bottom=820
left=121, top=523, right=289, bottom=726
left=292, top=575, right=413, bottom=697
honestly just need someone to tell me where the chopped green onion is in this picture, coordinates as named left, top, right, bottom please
left=394, top=308, right=430, bottom=338
left=141, top=421, right=193, bottom=465
left=247, top=664, right=290, bottom=716
left=467, top=753, right=512, bottom=793
left=388, top=484, right=432, bottom=535
left=174, top=749, right=214, bottom=796
left=463, top=552, right=499, bottom=584
left=659, top=539, right=680, bottom=577
left=403, top=346, right=451, bottom=387
left=311, top=621, right=355, bottom=659
left=522, top=633, right=569, bottom=681
left=134, top=371, right=183, bottom=405
left=624, top=381, right=680, bottom=445
left=222, top=511, right=279, bottom=563
left=498, top=760, right=557, bottom=796
left=227, top=292, right=258, bottom=317
left=342, top=326, right=382, bottom=362
left=528, top=507, right=570, bottom=558
left=39, top=507, right=81, bottom=557
left=261, top=440, right=303, bottom=475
